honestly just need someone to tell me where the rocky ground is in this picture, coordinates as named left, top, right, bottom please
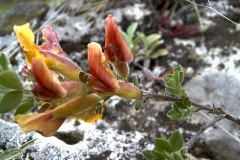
left=1, top=0, right=240, bottom=160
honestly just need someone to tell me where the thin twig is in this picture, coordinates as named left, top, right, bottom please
left=185, top=0, right=240, bottom=26
left=184, top=115, right=224, bottom=150
left=143, top=92, right=240, bottom=126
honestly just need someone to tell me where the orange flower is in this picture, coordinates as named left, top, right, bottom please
left=105, top=14, right=133, bottom=63
left=14, top=23, right=82, bottom=81
left=15, top=93, right=101, bottom=136
left=87, top=42, right=120, bottom=93
left=31, top=57, right=67, bottom=100
left=104, top=14, right=133, bottom=80
left=52, top=93, right=102, bottom=119
left=14, top=111, right=65, bottom=137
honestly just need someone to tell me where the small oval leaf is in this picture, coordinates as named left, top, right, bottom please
left=155, top=138, right=172, bottom=153
left=0, top=91, right=23, bottom=113
left=142, top=150, right=156, bottom=160
left=0, top=70, right=22, bottom=90
left=0, top=53, right=13, bottom=72
left=169, top=130, right=184, bottom=152
left=15, top=102, right=35, bottom=115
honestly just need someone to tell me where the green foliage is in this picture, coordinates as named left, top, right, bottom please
left=163, top=65, right=198, bottom=122
left=121, top=23, right=168, bottom=59
left=15, top=98, right=35, bottom=115
left=143, top=131, right=187, bottom=160
left=134, top=91, right=144, bottom=111
left=79, top=71, right=88, bottom=84
left=0, top=53, right=25, bottom=113
left=0, top=138, right=37, bottom=160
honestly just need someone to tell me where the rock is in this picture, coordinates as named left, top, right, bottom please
left=0, top=2, right=49, bottom=36
left=185, top=71, right=240, bottom=160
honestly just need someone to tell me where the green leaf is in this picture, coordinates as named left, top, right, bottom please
left=0, top=148, right=24, bottom=160
left=173, top=71, right=180, bottom=87
left=175, top=102, right=187, bottom=109
left=0, top=138, right=36, bottom=160
left=155, top=138, right=172, bottom=153
left=173, top=152, right=184, bottom=160
left=165, top=87, right=178, bottom=95
left=20, top=138, right=37, bottom=149
left=167, top=109, right=176, bottom=117
left=137, top=32, right=148, bottom=49
left=15, top=102, right=34, bottom=115
left=150, top=49, right=168, bottom=59
left=96, top=104, right=103, bottom=115
left=127, top=22, right=138, bottom=41
left=173, top=65, right=182, bottom=73
left=160, top=133, right=166, bottom=140
left=0, top=70, right=23, bottom=90
left=146, top=34, right=161, bottom=46
left=0, top=91, right=23, bottom=113
left=142, top=150, right=156, bottom=160
left=135, top=99, right=143, bottom=111
left=171, top=113, right=182, bottom=120
left=183, top=97, right=191, bottom=107
left=149, top=40, right=164, bottom=52
left=173, top=103, right=181, bottom=113
left=132, top=35, right=143, bottom=47
left=133, top=76, right=139, bottom=88
left=0, top=53, right=13, bottom=72
left=79, top=71, right=88, bottom=84
left=163, top=151, right=173, bottom=160
left=169, top=131, right=184, bottom=152
left=166, top=79, right=177, bottom=89
left=152, top=149, right=165, bottom=159
left=179, top=71, right=184, bottom=84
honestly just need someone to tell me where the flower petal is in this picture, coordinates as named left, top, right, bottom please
left=41, top=25, right=67, bottom=57
left=61, top=81, right=88, bottom=97
left=104, top=14, right=133, bottom=63
left=32, top=85, right=55, bottom=101
left=40, top=50, right=81, bottom=81
left=13, top=23, right=41, bottom=64
left=73, top=106, right=104, bottom=123
left=32, top=57, right=67, bottom=98
left=88, top=42, right=119, bottom=93
left=53, top=93, right=101, bottom=119
left=14, top=112, right=65, bottom=137
left=116, top=82, right=141, bottom=99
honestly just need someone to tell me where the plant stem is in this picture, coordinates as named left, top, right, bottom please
left=143, top=92, right=240, bottom=125
left=184, top=115, right=224, bottom=150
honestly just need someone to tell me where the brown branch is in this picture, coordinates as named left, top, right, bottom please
left=143, top=92, right=240, bottom=126
left=184, top=115, right=224, bottom=150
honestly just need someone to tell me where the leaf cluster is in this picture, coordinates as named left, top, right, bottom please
left=0, top=53, right=34, bottom=115
left=164, top=65, right=196, bottom=122
left=121, top=23, right=168, bottom=59
left=143, top=131, right=187, bottom=160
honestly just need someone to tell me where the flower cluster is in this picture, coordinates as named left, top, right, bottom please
left=13, top=14, right=140, bottom=136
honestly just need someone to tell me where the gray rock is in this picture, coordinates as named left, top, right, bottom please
left=185, top=71, right=240, bottom=160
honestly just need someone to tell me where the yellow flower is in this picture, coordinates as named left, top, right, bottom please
left=13, top=23, right=41, bottom=64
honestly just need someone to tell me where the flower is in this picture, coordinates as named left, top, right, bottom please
left=14, top=111, right=66, bottom=137
left=104, top=14, right=133, bottom=80
left=13, top=23, right=41, bottom=65
left=87, top=42, right=120, bottom=93
left=87, top=42, right=140, bottom=99
left=52, top=93, right=102, bottom=119
left=14, top=23, right=82, bottom=81
left=31, top=57, right=67, bottom=100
